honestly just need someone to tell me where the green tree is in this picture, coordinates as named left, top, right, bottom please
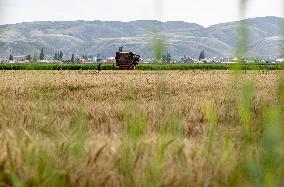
left=71, top=53, right=75, bottom=63
left=59, top=51, right=63, bottom=61
left=39, top=48, right=45, bottom=60
left=199, top=50, right=205, bottom=61
left=8, top=54, right=13, bottom=61
left=33, top=53, right=38, bottom=61
left=162, top=52, right=171, bottom=63
left=82, top=54, right=88, bottom=60
left=25, top=54, right=32, bottom=61
left=166, top=52, right=171, bottom=63
left=96, top=53, right=102, bottom=63
left=54, top=52, right=58, bottom=60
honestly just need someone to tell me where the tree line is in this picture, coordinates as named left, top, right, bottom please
left=9, top=48, right=80, bottom=63
left=8, top=48, right=206, bottom=63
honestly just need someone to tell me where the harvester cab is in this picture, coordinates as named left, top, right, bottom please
left=115, top=47, right=140, bottom=70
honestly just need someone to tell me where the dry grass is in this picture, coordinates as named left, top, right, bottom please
left=0, top=70, right=283, bottom=187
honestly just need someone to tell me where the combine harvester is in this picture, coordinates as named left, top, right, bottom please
left=115, top=46, right=140, bottom=70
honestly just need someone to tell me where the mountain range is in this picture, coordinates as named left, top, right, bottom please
left=0, top=16, right=283, bottom=59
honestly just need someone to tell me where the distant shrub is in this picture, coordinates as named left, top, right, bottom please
left=136, top=63, right=283, bottom=71
left=0, top=63, right=282, bottom=71
left=0, top=63, right=114, bottom=70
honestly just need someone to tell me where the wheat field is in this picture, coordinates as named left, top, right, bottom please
left=0, top=70, right=283, bottom=187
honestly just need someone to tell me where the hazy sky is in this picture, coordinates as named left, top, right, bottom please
left=0, top=0, right=283, bottom=26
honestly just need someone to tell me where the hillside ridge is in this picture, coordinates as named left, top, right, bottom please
left=0, top=16, right=283, bottom=58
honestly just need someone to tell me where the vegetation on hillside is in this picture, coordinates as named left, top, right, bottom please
left=0, top=17, right=283, bottom=58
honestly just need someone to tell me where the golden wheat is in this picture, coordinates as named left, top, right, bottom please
left=0, top=70, right=282, bottom=187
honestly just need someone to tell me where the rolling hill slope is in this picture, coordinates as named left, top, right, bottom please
left=0, top=16, right=283, bottom=58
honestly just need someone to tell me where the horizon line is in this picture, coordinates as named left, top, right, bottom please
left=0, top=16, right=283, bottom=28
